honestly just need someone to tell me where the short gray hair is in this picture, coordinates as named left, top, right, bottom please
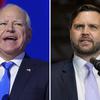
left=1, top=3, right=32, bottom=29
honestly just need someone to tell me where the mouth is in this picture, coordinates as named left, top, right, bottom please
left=3, top=36, right=17, bottom=41
left=80, top=40, right=91, bottom=43
left=79, top=38, right=93, bottom=43
left=79, top=37, right=93, bottom=46
left=78, top=39, right=93, bottom=48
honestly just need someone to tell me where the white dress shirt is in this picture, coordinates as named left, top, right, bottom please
left=73, top=55, right=100, bottom=100
left=0, top=52, right=25, bottom=93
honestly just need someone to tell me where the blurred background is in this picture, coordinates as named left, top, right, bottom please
left=52, top=0, right=100, bottom=63
left=0, top=0, right=49, bottom=62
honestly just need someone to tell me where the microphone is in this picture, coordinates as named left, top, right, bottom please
left=90, top=57, right=100, bottom=75
left=90, top=58, right=100, bottom=76
left=90, top=58, right=100, bottom=69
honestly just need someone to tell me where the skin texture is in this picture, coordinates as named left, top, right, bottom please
left=70, top=11, right=100, bottom=61
left=0, top=5, right=32, bottom=60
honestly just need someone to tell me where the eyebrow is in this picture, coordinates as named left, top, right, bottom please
left=73, top=23, right=100, bottom=26
left=73, top=24, right=85, bottom=27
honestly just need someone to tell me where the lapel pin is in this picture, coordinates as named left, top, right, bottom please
left=26, top=68, right=31, bottom=72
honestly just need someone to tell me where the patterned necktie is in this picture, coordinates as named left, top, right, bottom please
left=0, top=62, right=14, bottom=100
left=85, top=63, right=100, bottom=100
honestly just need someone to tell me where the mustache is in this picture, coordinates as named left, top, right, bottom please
left=79, top=36, right=93, bottom=42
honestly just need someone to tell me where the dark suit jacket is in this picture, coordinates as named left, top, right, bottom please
left=52, top=59, right=78, bottom=100
left=8, top=54, right=48, bottom=100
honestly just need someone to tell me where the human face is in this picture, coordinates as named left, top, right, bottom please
left=70, top=11, right=100, bottom=56
left=0, top=6, right=31, bottom=58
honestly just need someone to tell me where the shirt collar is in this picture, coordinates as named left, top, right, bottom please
left=0, top=52, right=25, bottom=67
left=73, top=55, right=88, bottom=80
left=11, top=52, right=25, bottom=66
left=73, top=54, right=100, bottom=79
left=73, top=55, right=87, bottom=70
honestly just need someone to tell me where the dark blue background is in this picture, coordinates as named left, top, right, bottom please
left=5, top=0, right=49, bottom=61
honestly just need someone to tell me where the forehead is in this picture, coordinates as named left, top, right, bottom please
left=0, top=5, right=26, bottom=21
left=73, top=11, right=100, bottom=24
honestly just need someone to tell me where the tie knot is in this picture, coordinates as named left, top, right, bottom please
left=1, top=62, right=14, bottom=70
left=85, top=63, right=93, bottom=71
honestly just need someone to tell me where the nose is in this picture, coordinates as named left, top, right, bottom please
left=82, top=26, right=90, bottom=35
left=6, top=23, right=15, bottom=33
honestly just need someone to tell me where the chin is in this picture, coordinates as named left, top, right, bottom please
left=3, top=49, right=20, bottom=55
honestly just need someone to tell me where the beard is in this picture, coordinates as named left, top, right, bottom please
left=71, top=40, right=100, bottom=56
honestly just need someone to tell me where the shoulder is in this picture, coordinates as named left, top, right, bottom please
left=24, top=54, right=48, bottom=65
left=22, top=54, right=48, bottom=80
left=51, top=59, right=74, bottom=80
left=52, top=59, right=72, bottom=72
left=22, top=54, right=48, bottom=72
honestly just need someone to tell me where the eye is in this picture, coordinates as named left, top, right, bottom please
left=0, top=22, right=7, bottom=26
left=89, top=25, right=98, bottom=30
left=73, top=24, right=84, bottom=30
left=14, top=22, right=24, bottom=26
left=0, top=22, right=7, bottom=29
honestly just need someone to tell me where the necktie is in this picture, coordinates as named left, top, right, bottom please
left=85, top=63, right=100, bottom=100
left=0, top=62, right=14, bottom=100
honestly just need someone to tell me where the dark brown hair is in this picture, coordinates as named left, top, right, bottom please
left=70, top=4, right=100, bottom=28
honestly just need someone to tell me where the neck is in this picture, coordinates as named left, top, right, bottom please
left=0, top=52, right=23, bottom=60
left=75, top=51, right=100, bottom=62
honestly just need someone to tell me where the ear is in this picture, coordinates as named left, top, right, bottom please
left=27, top=28, right=32, bottom=42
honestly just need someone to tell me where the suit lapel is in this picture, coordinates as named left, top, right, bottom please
left=9, top=56, right=37, bottom=100
left=61, top=60, right=78, bottom=100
